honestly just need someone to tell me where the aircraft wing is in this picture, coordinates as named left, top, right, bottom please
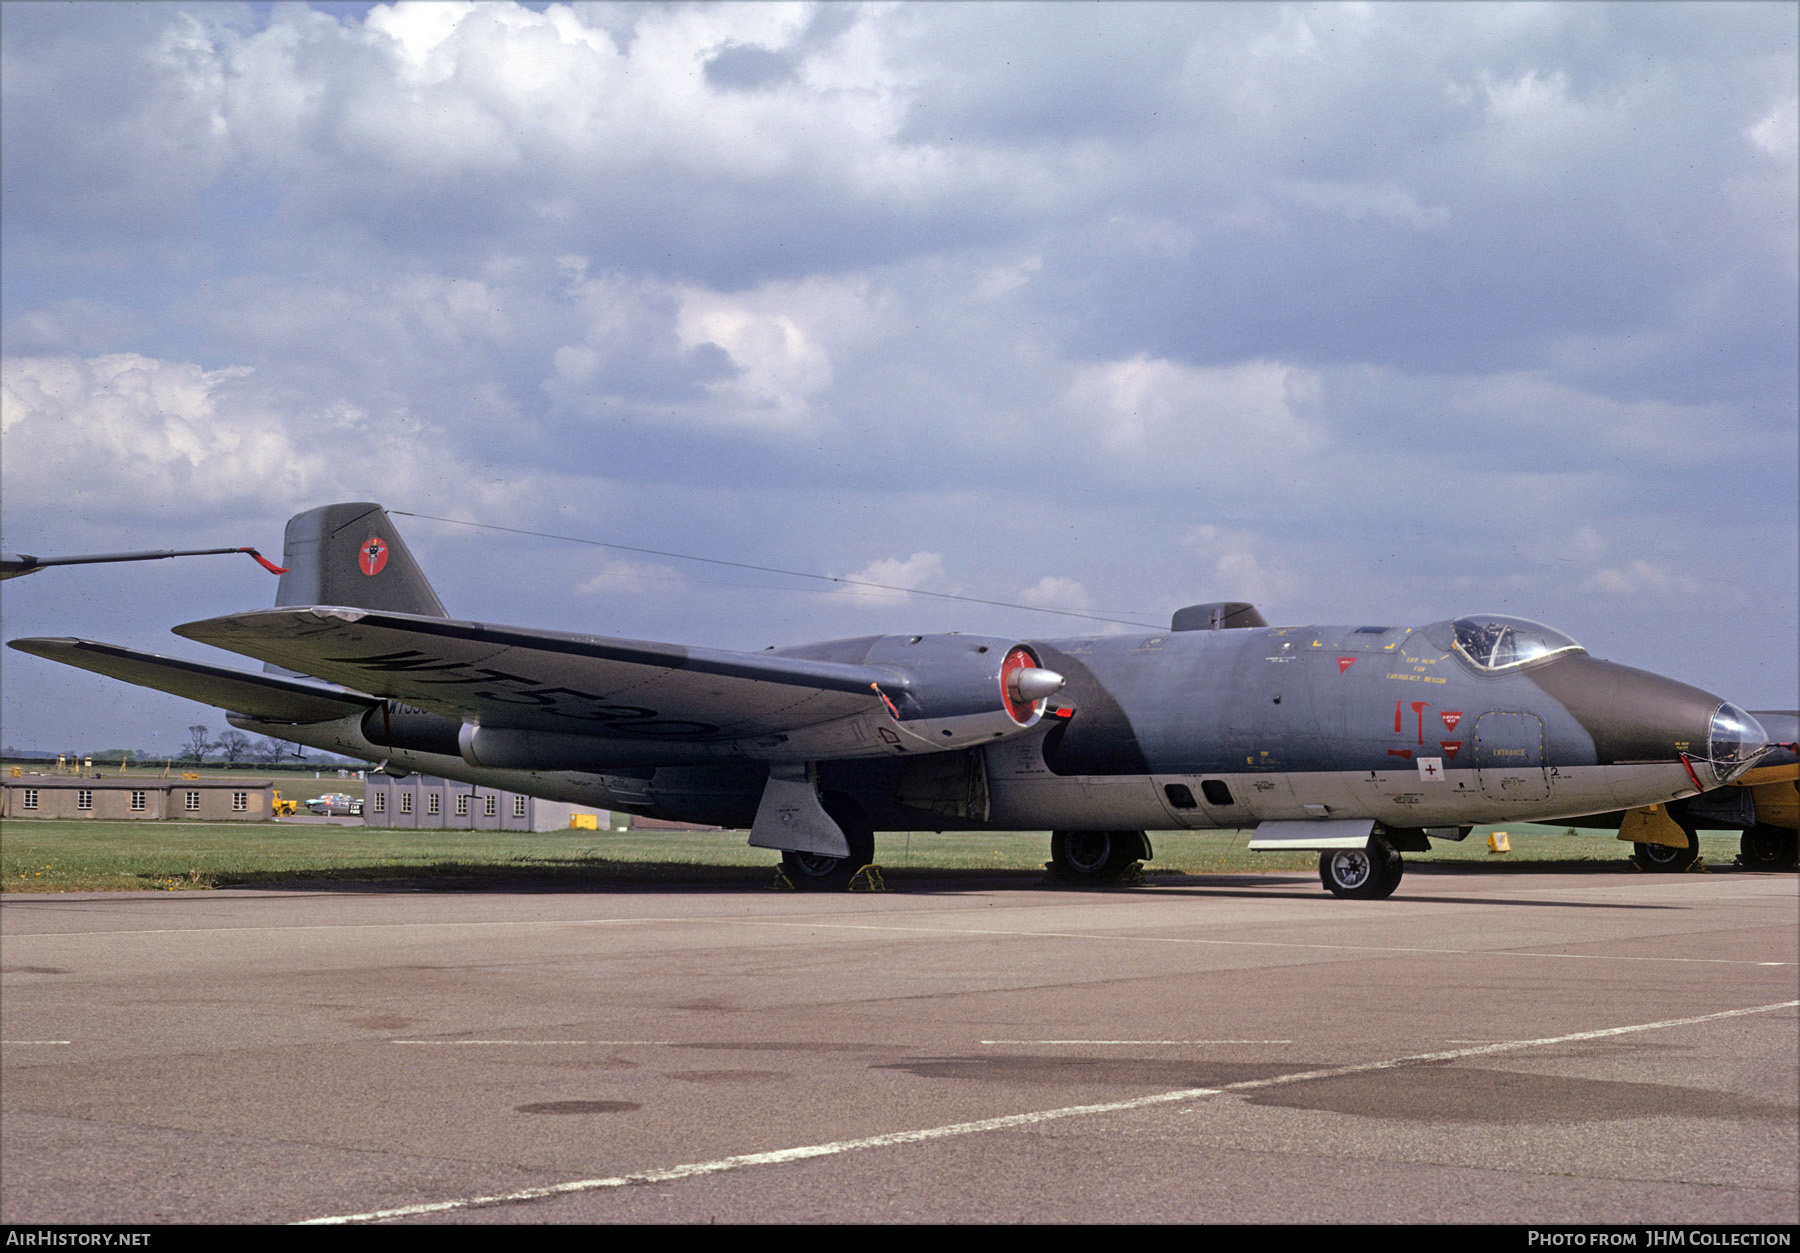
left=171, top=607, right=898, bottom=742
left=7, top=637, right=378, bottom=723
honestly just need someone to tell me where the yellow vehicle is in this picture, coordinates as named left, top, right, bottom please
left=272, top=791, right=300, bottom=817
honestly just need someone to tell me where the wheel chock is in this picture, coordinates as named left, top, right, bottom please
left=771, top=867, right=796, bottom=890
left=1487, top=831, right=1511, bottom=853
left=848, top=864, right=885, bottom=892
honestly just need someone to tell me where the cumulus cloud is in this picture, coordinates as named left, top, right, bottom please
left=835, top=552, right=947, bottom=605
left=1064, top=356, right=1322, bottom=478
left=1182, top=525, right=1302, bottom=609
left=1016, top=576, right=1091, bottom=612
left=1583, top=561, right=1706, bottom=598
left=0, top=354, right=327, bottom=516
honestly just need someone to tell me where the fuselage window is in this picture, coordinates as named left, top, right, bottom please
left=1164, top=783, right=1198, bottom=809
left=1201, top=780, right=1234, bottom=806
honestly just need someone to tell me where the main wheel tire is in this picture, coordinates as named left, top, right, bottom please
left=1049, top=830, right=1142, bottom=884
left=1738, top=824, right=1799, bottom=871
left=780, top=795, right=875, bottom=892
left=1632, top=832, right=1698, bottom=872
left=1319, top=837, right=1404, bottom=900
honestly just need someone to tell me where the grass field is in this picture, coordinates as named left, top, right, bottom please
left=1, top=817, right=1747, bottom=893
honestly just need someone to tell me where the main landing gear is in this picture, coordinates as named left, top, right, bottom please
left=1048, top=830, right=1149, bottom=885
left=780, top=795, right=876, bottom=892
left=1738, top=824, right=1799, bottom=871
left=1631, top=828, right=1700, bottom=872
left=1318, top=836, right=1405, bottom=900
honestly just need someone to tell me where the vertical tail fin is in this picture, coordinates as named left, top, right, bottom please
left=274, top=503, right=447, bottom=617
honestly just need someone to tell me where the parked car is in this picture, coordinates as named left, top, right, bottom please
left=304, top=792, right=362, bottom=816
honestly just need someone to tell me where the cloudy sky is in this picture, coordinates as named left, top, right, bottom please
left=2, top=1, right=1795, bottom=755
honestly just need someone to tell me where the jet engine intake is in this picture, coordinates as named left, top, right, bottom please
left=862, top=634, right=1064, bottom=749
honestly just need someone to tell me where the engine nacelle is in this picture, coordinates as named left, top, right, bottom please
left=354, top=637, right=1068, bottom=771
left=862, top=633, right=1063, bottom=750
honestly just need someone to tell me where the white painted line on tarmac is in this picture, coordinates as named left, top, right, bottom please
left=298, top=1083, right=1225, bottom=1225
left=11, top=911, right=1793, bottom=969
left=3, top=918, right=675, bottom=938
left=300, top=998, right=1798, bottom=1225
left=735, top=918, right=1799, bottom=966
left=980, top=1039, right=1293, bottom=1045
left=0, top=1040, right=72, bottom=1045
left=388, top=1040, right=674, bottom=1046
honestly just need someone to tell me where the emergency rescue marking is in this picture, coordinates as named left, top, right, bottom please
left=359, top=537, right=388, bottom=577
left=300, top=1000, right=1798, bottom=1225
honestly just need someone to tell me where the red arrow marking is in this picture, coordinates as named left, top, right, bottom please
left=1337, top=657, right=1356, bottom=673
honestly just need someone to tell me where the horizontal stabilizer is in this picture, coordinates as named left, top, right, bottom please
left=8, top=637, right=378, bottom=724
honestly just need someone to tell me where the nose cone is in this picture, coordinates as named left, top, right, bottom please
left=1010, top=667, right=1065, bottom=705
left=1529, top=654, right=1767, bottom=786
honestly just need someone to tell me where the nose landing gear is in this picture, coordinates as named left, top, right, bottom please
left=1319, top=836, right=1405, bottom=899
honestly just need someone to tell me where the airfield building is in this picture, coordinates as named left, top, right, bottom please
left=362, top=774, right=608, bottom=832
left=2, top=776, right=276, bottom=821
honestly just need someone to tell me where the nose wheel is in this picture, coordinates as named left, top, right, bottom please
left=1319, top=837, right=1405, bottom=899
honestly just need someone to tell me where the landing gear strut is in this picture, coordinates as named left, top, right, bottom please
left=780, top=795, right=875, bottom=891
left=1048, top=830, right=1147, bottom=884
left=1319, top=836, right=1405, bottom=899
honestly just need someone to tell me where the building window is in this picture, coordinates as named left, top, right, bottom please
left=455, top=796, right=469, bottom=817
left=400, top=793, right=413, bottom=814
left=427, top=793, right=440, bottom=816
left=372, top=792, right=386, bottom=814
left=77, top=789, right=93, bottom=811
left=130, top=790, right=147, bottom=811
left=22, top=789, right=38, bottom=810
left=232, top=792, right=248, bottom=812
left=513, top=796, right=527, bottom=818
left=484, top=795, right=497, bottom=817
left=185, top=791, right=201, bottom=811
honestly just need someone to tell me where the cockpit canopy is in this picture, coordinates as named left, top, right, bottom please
left=1447, top=615, right=1584, bottom=671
